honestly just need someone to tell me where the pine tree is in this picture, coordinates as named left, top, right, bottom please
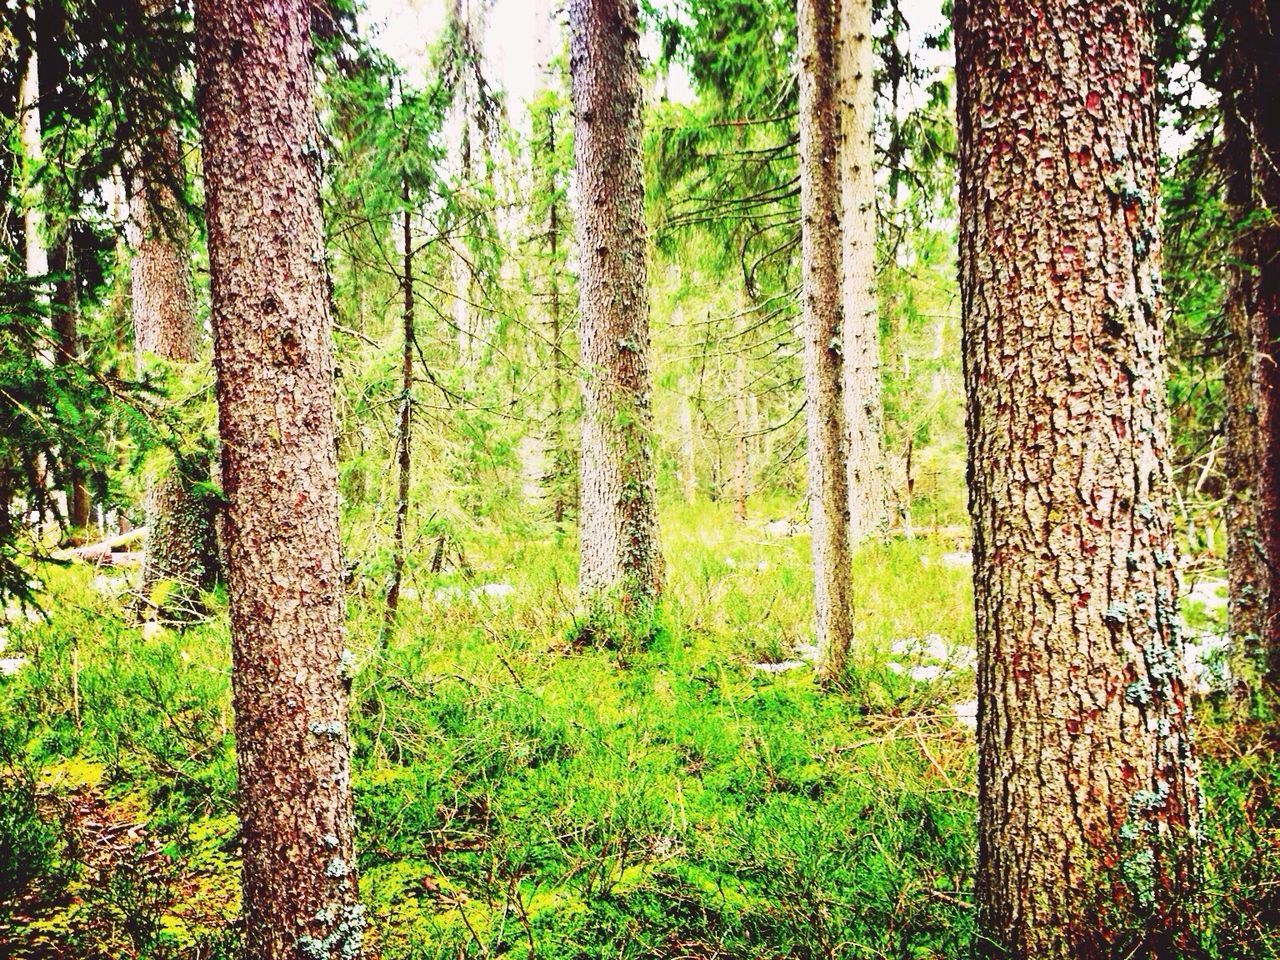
left=839, top=0, right=887, bottom=543
left=193, top=0, right=361, bottom=954
left=131, top=0, right=217, bottom=612
left=569, top=0, right=663, bottom=615
left=1221, top=0, right=1280, bottom=684
left=798, top=0, right=854, bottom=682
left=955, top=0, right=1200, bottom=952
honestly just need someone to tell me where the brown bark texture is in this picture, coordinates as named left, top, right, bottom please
left=193, top=0, right=361, bottom=956
left=569, top=0, right=663, bottom=608
left=1224, top=0, right=1280, bottom=683
left=1218, top=0, right=1267, bottom=666
left=130, top=54, right=217, bottom=605
left=955, top=1, right=1200, bottom=955
left=799, top=0, right=855, bottom=682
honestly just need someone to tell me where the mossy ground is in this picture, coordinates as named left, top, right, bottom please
left=0, top=500, right=1275, bottom=958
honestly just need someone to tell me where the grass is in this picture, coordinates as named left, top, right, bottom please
left=0, top=500, right=1276, bottom=958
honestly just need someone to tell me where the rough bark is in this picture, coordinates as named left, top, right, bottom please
left=131, top=16, right=217, bottom=606
left=193, top=0, right=361, bottom=956
left=569, top=0, right=663, bottom=609
left=1228, top=0, right=1280, bottom=684
left=838, top=0, right=887, bottom=543
left=798, top=0, right=854, bottom=683
left=954, top=0, right=1200, bottom=954
left=1218, top=0, right=1267, bottom=665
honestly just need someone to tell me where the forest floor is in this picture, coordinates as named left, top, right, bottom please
left=0, top=501, right=1276, bottom=958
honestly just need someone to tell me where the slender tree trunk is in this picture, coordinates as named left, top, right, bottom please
left=48, top=234, right=90, bottom=532
left=193, top=1, right=361, bottom=955
left=569, top=0, right=662, bottom=610
left=734, top=340, right=749, bottom=522
left=955, top=0, right=1199, bottom=954
left=839, top=0, right=887, bottom=544
left=131, top=17, right=217, bottom=606
left=385, top=169, right=414, bottom=631
left=546, top=110, right=570, bottom=525
left=450, top=0, right=480, bottom=369
left=679, top=384, right=697, bottom=506
left=19, top=47, right=47, bottom=286
left=798, top=0, right=854, bottom=683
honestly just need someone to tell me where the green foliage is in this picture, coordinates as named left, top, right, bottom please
left=0, top=773, right=66, bottom=900
left=3, top=506, right=1274, bottom=957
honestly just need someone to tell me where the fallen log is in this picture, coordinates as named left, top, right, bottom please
left=53, top=528, right=147, bottom=563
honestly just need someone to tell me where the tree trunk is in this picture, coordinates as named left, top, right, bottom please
left=449, top=0, right=480, bottom=369
left=679, top=384, right=697, bottom=506
left=385, top=167, right=414, bottom=632
left=569, top=0, right=663, bottom=610
left=839, top=0, right=887, bottom=544
left=1219, top=0, right=1267, bottom=667
left=193, top=1, right=361, bottom=956
left=19, top=47, right=47, bottom=286
left=1228, top=0, right=1280, bottom=684
left=48, top=234, right=90, bottom=532
left=955, top=0, right=1199, bottom=954
left=734, top=340, right=749, bottom=522
left=131, top=15, right=217, bottom=607
left=798, top=0, right=854, bottom=683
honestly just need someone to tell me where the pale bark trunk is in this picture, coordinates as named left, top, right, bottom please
left=194, top=0, right=360, bottom=955
left=569, top=0, right=663, bottom=609
left=19, top=49, right=47, bottom=286
left=130, top=46, right=217, bottom=606
left=679, top=385, right=697, bottom=506
left=955, top=0, right=1199, bottom=954
left=799, top=0, right=854, bottom=683
left=734, top=344, right=749, bottom=522
left=838, top=0, right=887, bottom=544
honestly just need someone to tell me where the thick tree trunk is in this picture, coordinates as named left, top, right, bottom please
left=569, top=0, right=663, bottom=609
left=838, top=0, right=887, bottom=544
left=130, top=51, right=217, bottom=607
left=1229, top=0, right=1280, bottom=684
left=193, top=1, right=361, bottom=956
left=1219, top=0, right=1267, bottom=665
left=798, top=0, right=854, bottom=683
left=955, top=1, right=1199, bottom=955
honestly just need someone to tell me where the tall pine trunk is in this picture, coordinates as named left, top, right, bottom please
left=194, top=0, right=361, bottom=954
left=132, top=1, right=217, bottom=607
left=955, top=0, right=1199, bottom=954
left=1227, top=0, right=1280, bottom=684
left=569, top=0, right=662, bottom=612
left=385, top=166, right=414, bottom=631
left=839, top=0, right=887, bottom=543
left=798, top=0, right=854, bottom=683
left=1219, top=0, right=1267, bottom=667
